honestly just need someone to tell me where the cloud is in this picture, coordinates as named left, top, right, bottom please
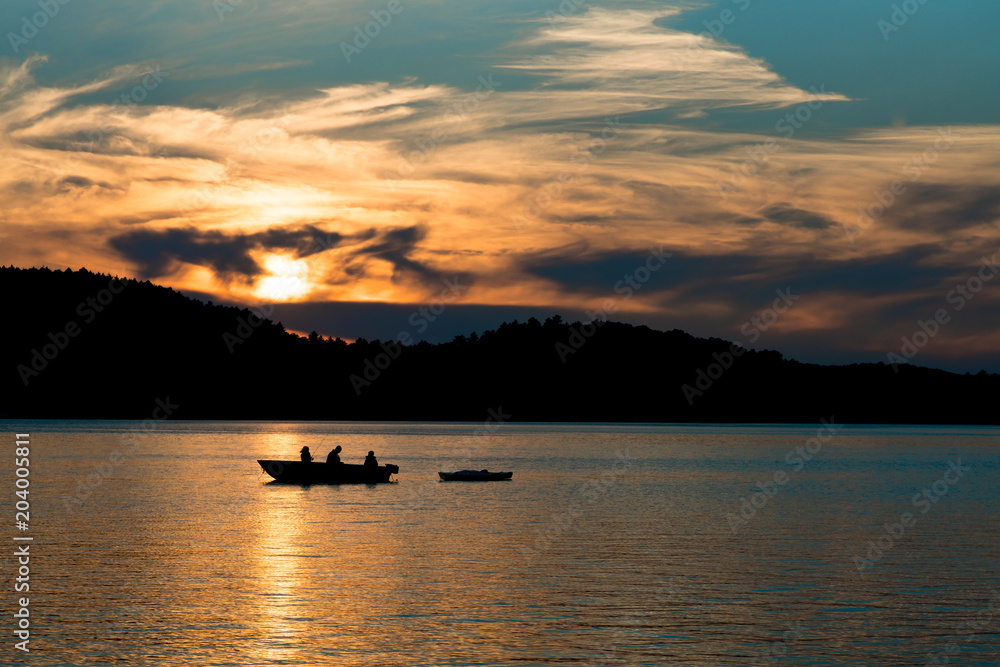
left=108, top=226, right=297, bottom=281
left=359, top=225, right=433, bottom=283
left=757, top=204, right=836, bottom=230
left=107, top=223, right=455, bottom=292
left=171, top=60, right=311, bottom=81
left=885, top=184, right=1000, bottom=233
left=497, top=8, right=850, bottom=122
left=0, top=56, right=160, bottom=130
left=0, top=6, right=999, bottom=369
left=518, top=243, right=975, bottom=330
left=55, top=175, right=123, bottom=193
left=107, top=224, right=363, bottom=280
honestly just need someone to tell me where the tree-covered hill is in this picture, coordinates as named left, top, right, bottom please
left=2, top=266, right=997, bottom=423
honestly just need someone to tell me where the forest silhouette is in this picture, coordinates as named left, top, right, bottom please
left=2, top=266, right=997, bottom=423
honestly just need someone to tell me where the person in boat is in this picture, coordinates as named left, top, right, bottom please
left=300, top=446, right=313, bottom=463
left=364, top=450, right=378, bottom=467
left=326, top=445, right=342, bottom=465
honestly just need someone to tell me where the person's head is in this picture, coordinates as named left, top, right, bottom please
left=300, top=446, right=309, bottom=453
left=368, top=450, right=375, bottom=456
left=334, top=446, right=342, bottom=453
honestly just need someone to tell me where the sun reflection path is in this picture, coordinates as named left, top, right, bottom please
left=248, top=488, right=325, bottom=663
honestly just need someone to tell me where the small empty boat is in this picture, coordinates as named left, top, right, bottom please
left=438, top=469, right=513, bottom=482
left=258, top=460, right=399, bottom=484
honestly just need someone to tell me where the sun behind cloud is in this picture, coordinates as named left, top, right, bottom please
left=254, top=255, right=312, bottom=302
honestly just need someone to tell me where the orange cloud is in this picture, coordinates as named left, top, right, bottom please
left=0, top=8, right=997, bottom=349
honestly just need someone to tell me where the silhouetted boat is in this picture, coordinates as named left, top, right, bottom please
left=438, top=470, right=513, bottom=481
left=258, top=460, right=399, bottom=484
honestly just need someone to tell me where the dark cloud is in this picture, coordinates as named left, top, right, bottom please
left=109, top=223, right=460, bottom=288
left=888, top=184, right=1000, bottom=232
left=254, top=225, right=345, bottom=259
left=117, top=211, right=190, bottom=225
left=169, top=238, right=1000, bottom=373
left=521, top=244, right=960, bottom=308
left=544, top=212, right=627, bottom=226
left=109, top=225, right=358, bottom=281
left=785, top=244, right=957, bottom=295
left=109, top=227, right=266, bottom=280
left=756, top=203, right=836, bottom=230
left=57, top=175, right=118, bottom=191
left=509, top=242, right=1000, bottom=372
left=521, top=245, right=753, bottom=294
left=362, top=225, right=432, bottom=283
left=346, top=224, right=474, bottom=289
left=431, top=171, right=517, bottom=186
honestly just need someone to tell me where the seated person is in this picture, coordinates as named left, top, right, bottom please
left=300, top=446, right=313, bottom=463
left=364, top=450, right=378, bottom=467
left=326, top=445, right=342, bottom=465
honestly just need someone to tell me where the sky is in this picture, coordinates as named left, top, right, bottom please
left=2, top=0, right=999, bottom=372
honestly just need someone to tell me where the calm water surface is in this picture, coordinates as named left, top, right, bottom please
left=3, top=421, right=999, bottom=666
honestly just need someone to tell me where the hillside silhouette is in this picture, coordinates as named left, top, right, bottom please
left=1, top=266, right=997, bottom=423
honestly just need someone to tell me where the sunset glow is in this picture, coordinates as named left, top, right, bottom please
left=7, top=3, right=1000, bottom=664
left=254, top=255, right=312, bottom=302
left=2, top=1, right=999, bottom=370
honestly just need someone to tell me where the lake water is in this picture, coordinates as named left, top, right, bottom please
left=4, top=420, right=1000, bottom=666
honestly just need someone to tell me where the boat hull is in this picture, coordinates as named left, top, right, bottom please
left=258, top=460, right=398, bottom=484
left=438, top=471, right=513, bottom=482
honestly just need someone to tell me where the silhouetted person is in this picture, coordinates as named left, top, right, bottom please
left=327, top=445, right=342, bottom=465
left=364, top=450, right=378, bottom=467
left=300, top=446, right=313, bottom=463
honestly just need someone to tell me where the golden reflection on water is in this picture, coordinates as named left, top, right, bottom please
left=251, top=490, right=312, bottom=664
left=14, top=422, right=1000, bottom=666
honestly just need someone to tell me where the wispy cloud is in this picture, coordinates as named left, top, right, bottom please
left=497, top=9, right=849, bottom=121
left=1, top=4, right=999, bottom=369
